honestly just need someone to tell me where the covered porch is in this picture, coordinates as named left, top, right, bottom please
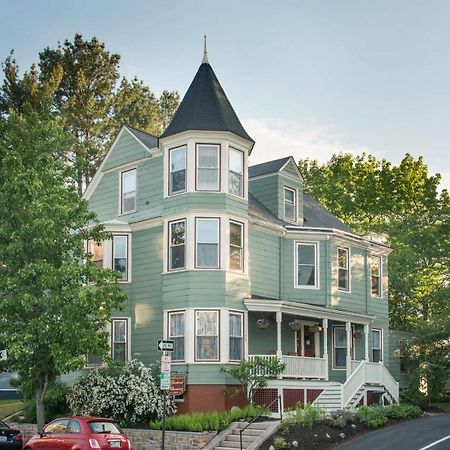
left=245, top=298, right=375, bottom=382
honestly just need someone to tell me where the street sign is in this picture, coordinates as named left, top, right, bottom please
left=160, top=372, right=170, bottom=390
left=0, top=349, right=6, bottom=361
left=161, top=355, right=171, bottom=373
left=168, top=375, right=186, bottom=396
left=158, top=340, right=174, bottom=352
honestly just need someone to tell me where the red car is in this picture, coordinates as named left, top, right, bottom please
left=24, top=417, right=133, bottom=450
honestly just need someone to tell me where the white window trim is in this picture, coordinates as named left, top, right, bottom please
left=111, top=318, right=130, bottom=362
left=168, top=145, right=187, bottom=196
left=119, top=168, right=137, bottom=216
left=337, top=247, right=351, bottom=293
left=284, top=186, right=297, bottom=223
left=370, top=255, right=383, bottom=298
left=372, top=328, right=383, bottom=363
left=168, top=311, right=185, bottom=362
left=112, top=234, right=131, bottom=283
left=332, top=325, right=355, bottom=370
left=229, top=311, right=244, bottom=362
left=195, top=217, right=221, bottom=269
left=228, top=147, right=244, bottom=198
left=168, top=219, right=186, bottom=272
left=229, top=220, right=244, bottom=272
left=195, top=309, right=220, bottom=362
left=195, top=143, right=221, bottom=192
left=294, top=241, right=320, bottom=289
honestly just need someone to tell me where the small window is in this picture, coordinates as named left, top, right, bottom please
left=113, top=235, right=129, bottom=281
left=338, top=247, right=350, bottom=291
left=229, top=221, right=243, bottom=271
left=229, top=148, right=244, bottom=196
left=229, top=312, right=243, bottom=361
left=196, top=218, right=220, bottom=268
left=284, top=187, right=297, bottom=222
left=372, top=329, right=382, bottom=362
left=333, top=326, right=354, bottom=368
left=169, top=220, right=186, bottom=271
left=169, top=146, right=187, bottom=195
left=195, top=310, right=219, bottom=361
left=112, top=319, right=127, bottom=361
left=371, top=256, right=382, bottom=297
left=196, top=144, right=220, bottom=191
left=296, top=242, right=318, bottom=288
left=169, top=312, right=185, bottom=361
left=88, top=240, right=104, bottom=268
left=121, top=169, right=136, bottom=214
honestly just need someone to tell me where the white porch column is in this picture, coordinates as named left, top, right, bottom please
left=276, top=311, right=282, bottom=357
left=300, top=324, right=305, bottom=357
left=323, top=318, right=329, bottom=381
left=364, top=324, right=369, bottom=361
left=346, top=321, right=352, bottom=380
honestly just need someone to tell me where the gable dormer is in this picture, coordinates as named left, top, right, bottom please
left=249, top=156, right=304, bottom=225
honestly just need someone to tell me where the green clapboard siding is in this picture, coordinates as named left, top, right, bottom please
left=249, top=175, right=279, bottom=218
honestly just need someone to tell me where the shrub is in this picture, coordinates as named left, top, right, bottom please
left=273, top=437, right=288, bottom=449
left=281, top=403, right=326, bottom=432
left=384, top=404, right=422, bottom=419
left=67, top=359, right=175, bottom=426
left=365, top=407, right=388, bottom=428
left=150, top=405, right=267, bottom=431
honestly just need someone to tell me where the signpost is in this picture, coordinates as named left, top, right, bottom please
left=159, top=340, right=173, bottom=450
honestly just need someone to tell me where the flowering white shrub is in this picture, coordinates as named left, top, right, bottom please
left=67, top=359, right=176, bottom=425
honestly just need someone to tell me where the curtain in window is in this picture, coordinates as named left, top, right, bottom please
left=196, top=311, right=218, bottom=360
left=170, top=313, right=185, bottom=361
left=229, top=313, right=243, bottom=360
left=113, top=320, right=127, bottom=361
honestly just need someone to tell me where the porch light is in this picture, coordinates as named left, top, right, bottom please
left=309, top=324, right=323, bottom=333
left=256, top=318, right=269, bottom=329
left=353, top=329, right=364, bottom=339
left=289, top=319, right=302, bottom=331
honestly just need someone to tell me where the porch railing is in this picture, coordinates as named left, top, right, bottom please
left=351, top=360, right=362, bottom=373
left=248, top=354, right=327, bottom=379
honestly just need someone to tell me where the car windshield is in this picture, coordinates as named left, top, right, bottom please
left=88, top=421, right=122, bottom=434
left=0, top=420, right=8, bottom=429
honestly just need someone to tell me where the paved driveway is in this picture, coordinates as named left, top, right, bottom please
left=335, top=414, right=450, bottom=450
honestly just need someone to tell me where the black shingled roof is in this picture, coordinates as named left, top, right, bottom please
left=248, top=157, right=292, bottom=178
left=160, top=63, right=254, bottom=143
left=125, top=125, right=158, bottom=150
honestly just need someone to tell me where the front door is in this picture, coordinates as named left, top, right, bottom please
left=297, top=326, right=316, bottom=357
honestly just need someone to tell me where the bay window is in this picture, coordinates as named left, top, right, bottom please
left=196, top=144, right=220, bottom=191
left=229, top=147, right=244, bottom=196
left=372, top=329, right=382, bottom=362
left=371, top=256, right=382, bottom=297
left=338, top=247, right=350, bottom=291
left=169, top=312, right=185, bottom=361
left=284, top=187, right=296, bottom=222
left=169, top=146, right=187, bottom=195
left=195, top=310, right=219, bottom=361
left=229, top=220, right=243, bottom=271
left=120, top=169, right=136, bottom=214
left=169, top=220, right=186, bottom=271
left=113, top=235, right=129, bottom=281
left=196, top=218, right=220, bottom=268
left=229, top=312, right=243, bottom=361
left=295, top=242, right=318, bottom=288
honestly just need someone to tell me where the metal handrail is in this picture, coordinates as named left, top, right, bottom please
left=239, top=395, right=282, bottom=450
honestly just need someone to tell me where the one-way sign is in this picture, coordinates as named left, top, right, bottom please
left=158, top=340, right=174, bottom=352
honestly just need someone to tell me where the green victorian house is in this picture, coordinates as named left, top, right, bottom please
left=82, top=48, right=406, bottom=414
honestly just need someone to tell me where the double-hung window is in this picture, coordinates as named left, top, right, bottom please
left=113, top=235, right=129, bottom=281
left=372, top=329, right=382, bottom=362
left=333, top=326, right=353, bottom=368
left=229, top=148, right=244, bottom=196
left=196, top=218, right=220, bottom=268
left=196, top=144, right=220, bottom=191
left=371, top=256, right=382, bottom=297
left=112, top=319, right=128, bottom=361
left=88, top=240, right=104, bottom=268
left=169, top=312, right=185, bottom=362
left=338, top=247, right=350, bottom=291
left=229, top=221, right=243, bottom=271
left=121, top=169, right=136, bottom=214
left=169, top=146, right=187, bottom=195
left=169, top=220, right=186, bottom=271
left=284, top=187, right=297, bottom=222
left=296, top=242, right=318, bottom=288
left=229, top=312, right=243, bottom=361
left=195, top=310, right=219, bottom=361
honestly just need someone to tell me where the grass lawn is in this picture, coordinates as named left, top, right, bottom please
left=0, top=400, right=24, bottom=419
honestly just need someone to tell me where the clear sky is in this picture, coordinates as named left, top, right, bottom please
left=1, top=0, right=449, bottom=189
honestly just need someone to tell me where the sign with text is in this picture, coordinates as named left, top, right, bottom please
left=161, top=355, right=171, bottom=373
left=168, top=375, right=187, bottom=396
left=160, top=372, right=170, bottom=391
left=158, top=340, right=174, bottom=352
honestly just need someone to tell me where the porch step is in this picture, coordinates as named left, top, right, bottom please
left=313, top=387, right=342, bottom=412
left=220, top=440, right=248, bottom=448
left=226, top=435, right=255, bottom=443
left=231, top=428, right=266, bottom=437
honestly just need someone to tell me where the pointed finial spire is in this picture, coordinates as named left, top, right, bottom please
left=202, top=35, right=209, bottom=64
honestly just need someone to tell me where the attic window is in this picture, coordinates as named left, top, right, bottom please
left=120, top=169, right=136, bottom=214
left=284, top=187, right=297, bottom=222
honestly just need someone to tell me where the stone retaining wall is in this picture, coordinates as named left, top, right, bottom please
left=7, top=423, right=217, bottom=450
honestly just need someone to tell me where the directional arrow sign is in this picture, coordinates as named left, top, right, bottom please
left=158, top=340, right=174, bottom=352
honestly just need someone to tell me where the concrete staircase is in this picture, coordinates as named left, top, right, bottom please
left=313, top=385, right=342, bottom=412
left=205, top=421, right=280, bottom=450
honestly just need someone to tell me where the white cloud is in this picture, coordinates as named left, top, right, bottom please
left=244, top=118, right=371, bottom=166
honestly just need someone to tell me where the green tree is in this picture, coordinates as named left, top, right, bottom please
left=0, top=104, right=126, bottom=429
left=299, top=153, right=450, bottom=331
left=0, top=34, right=179, bottom=194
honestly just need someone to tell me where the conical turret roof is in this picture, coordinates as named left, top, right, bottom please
left=160, top=61, right=254, bottom=144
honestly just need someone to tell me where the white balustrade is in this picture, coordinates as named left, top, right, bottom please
left=351, top=360, right=361, bottom=373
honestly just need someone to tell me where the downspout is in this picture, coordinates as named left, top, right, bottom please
left=279, top=229, right=286, bottom=301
